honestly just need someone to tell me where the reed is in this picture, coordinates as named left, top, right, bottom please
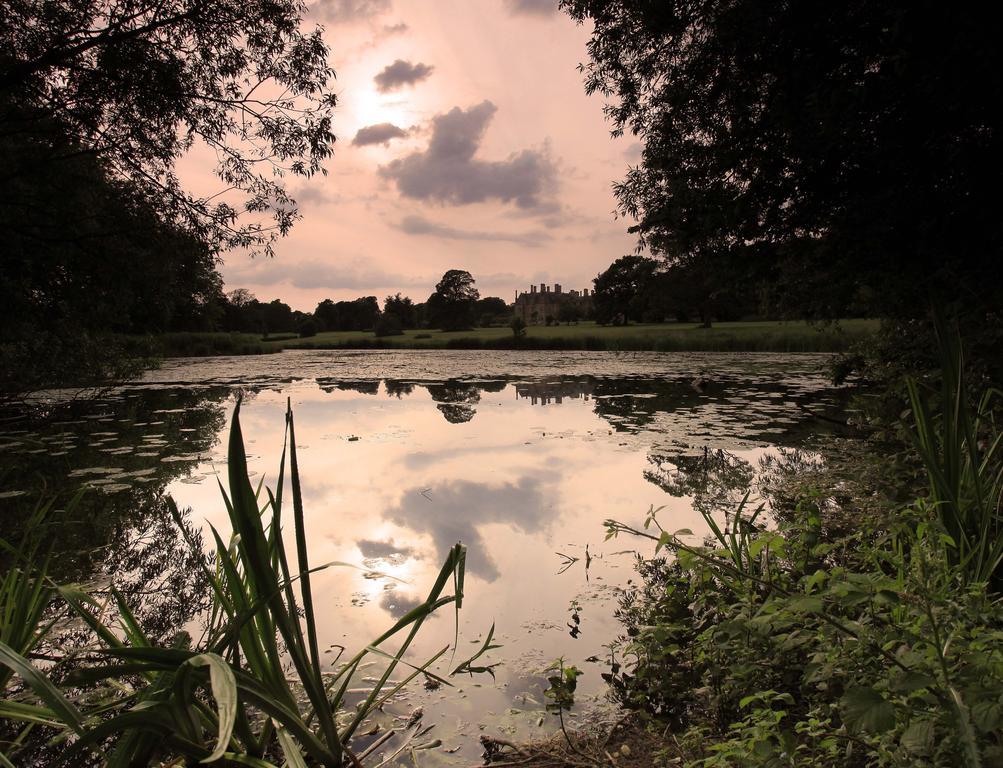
left=1, top=402, right=473, bottom=766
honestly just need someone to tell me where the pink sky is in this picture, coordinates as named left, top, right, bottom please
left=206, top=0, right=640, bottom=312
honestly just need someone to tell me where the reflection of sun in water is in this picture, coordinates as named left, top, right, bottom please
left=357, top=552, right=423, bottom=606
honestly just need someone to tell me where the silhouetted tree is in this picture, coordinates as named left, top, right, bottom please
left=592, top=255, right=662, bottom=325
left=563, top=0, right=1003, bottom=320
left=426, top=270, right=480, bottom=331
left=311, top=297, right=380, bottom=331
left=383, top=293, right=417, bottom=329
left=475, top=297, right=509, bottom=326
left=1, top=0, right=336, bottom=254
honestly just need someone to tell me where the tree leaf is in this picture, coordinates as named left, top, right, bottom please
left=900, top=719, right=934, bottom=755
left=840, top=687, right=895, bottom=734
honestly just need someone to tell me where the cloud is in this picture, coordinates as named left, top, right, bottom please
left=503, top=0, right=559, bottom=16
left=223, top=258, right=427, bottom=292
left=379, top=101, right=557, bottom=210
left=397, top=215, right=550, bottom=247
left=289, top=182, right=338, bottom=207
left=357, top=538, right=415, bottom=558
left=374, top=59, right=434, bottom=92
left=385, top=478, right=549, bottom=581
left=352, top=122, right=408, bottom=147
left=310, top=0, right=391, bottom=22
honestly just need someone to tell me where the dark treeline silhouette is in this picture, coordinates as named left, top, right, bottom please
left=1, top=0, right=336, bottom=400
left=205, top=270, right=513, bottom=339
left=566, top=0, right=1002, bottom=345
left=590, top=255, right=768, bottom=327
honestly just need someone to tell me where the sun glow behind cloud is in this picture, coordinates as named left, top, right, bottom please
left=204, top=0, right=638, bottom=310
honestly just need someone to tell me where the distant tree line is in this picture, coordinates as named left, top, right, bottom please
left=590, top=255, right=763, bottom=327
left=190, top=270, right=512, bottom=339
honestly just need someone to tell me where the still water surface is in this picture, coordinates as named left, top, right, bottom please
left=1, top=350, right=847, bottom=763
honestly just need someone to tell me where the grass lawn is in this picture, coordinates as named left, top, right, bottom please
left=268, top=319, right=878, bottom=353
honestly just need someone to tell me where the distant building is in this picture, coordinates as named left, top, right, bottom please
left=513, top=283, right=593, bottom=325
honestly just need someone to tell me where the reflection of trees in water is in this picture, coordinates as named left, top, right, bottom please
left=317, top=379, right=380, bottom=395
left=643, top=447, right=755, bottom=517
left=384, top=379, right=416, bottom=399
left=591, top=378, right=707, bottom=432
left=426, top=381, right=482, bottom=424
left=1, top=386, right=230, bottom=640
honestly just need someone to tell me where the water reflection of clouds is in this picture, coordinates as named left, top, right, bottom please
left=386, top=477, right=551, bottom=582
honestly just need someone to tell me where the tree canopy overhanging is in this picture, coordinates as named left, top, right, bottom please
left=1, top=0, right=337, bottom=252
left=0, top=0, right=337, bottom=398
left=562, top=0, right=1003, bottom=319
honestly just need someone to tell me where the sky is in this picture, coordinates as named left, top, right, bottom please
left=213, top=0, right=640, bottom=312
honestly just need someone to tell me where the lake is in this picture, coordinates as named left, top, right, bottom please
left=0, top=350, right=848, bottom=764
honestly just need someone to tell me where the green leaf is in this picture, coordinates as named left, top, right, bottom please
left=840, top=687, right=896, bottom=734
left=889, top=671, right=936, bottom=694
left=184, top=653, right=237, bottom=763
left=275, top=722, right=310, bottom=768
left=786, top=596, right=823, bottom=614
left=900, top=719, right=934, bottom=755
left=0, top=640, right=85, bottom=735
left=971, top=701, right=1001, bottom=734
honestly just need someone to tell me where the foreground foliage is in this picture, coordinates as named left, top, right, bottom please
left=0, top=402, right=473, bottom=766
left=604, top=337, right=1003, bottom=767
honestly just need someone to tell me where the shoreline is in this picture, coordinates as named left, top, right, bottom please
left=145, top=319, right=878, bottom=358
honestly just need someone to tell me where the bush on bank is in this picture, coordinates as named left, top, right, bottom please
left=603, top=332, right=1003, bottom=767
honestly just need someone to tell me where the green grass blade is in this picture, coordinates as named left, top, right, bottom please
left=0, top=640, right=85, bottom=735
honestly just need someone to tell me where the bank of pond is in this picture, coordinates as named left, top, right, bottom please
left=141, top=319, right=878, bottom=358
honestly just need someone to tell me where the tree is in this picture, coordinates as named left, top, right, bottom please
left=383, top=293, right=417, bottom=329
left=0, top=128, right=229, bottom=400
left=311, top=297, right=380, bottom=331
left=1, top=0, right=336, bottom=254
left=592, top=255, right=661, bottom=325
left=474, top=297, right=509, bottom=326
left=563, top=1, right=1003, bottom=320
left=426, top=270, right=480, bottom=331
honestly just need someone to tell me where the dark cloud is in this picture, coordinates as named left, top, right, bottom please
left=223, top=258, right=427, bottom=291
left=622, top=142, right=643, bottom=163
left=357, top=539, right=415, bottom=558
left=382, top=22, right=409, bottom=35
left=289, top=183, right=338, bottom=207
left=379, top=101, right=557, bottom=210
left=379, top=591, right=426, bottom=620
left=310, top=0, right=391, bottom=22
left=385, top=478, right=548, bottom=581
left=397, top=215, right=550, bottom=247
left=353, top=122, right=408, bottom=147
left=374, top=59, right=434, bottom=92
left=503, top=0, right=559, bottom=15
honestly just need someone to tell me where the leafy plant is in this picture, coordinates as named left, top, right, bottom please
left=906, top=323, right=1003, bottom=589
left=0, top=401, right=476, bottom=766
left=601, top=331, right=1003, bottom=767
